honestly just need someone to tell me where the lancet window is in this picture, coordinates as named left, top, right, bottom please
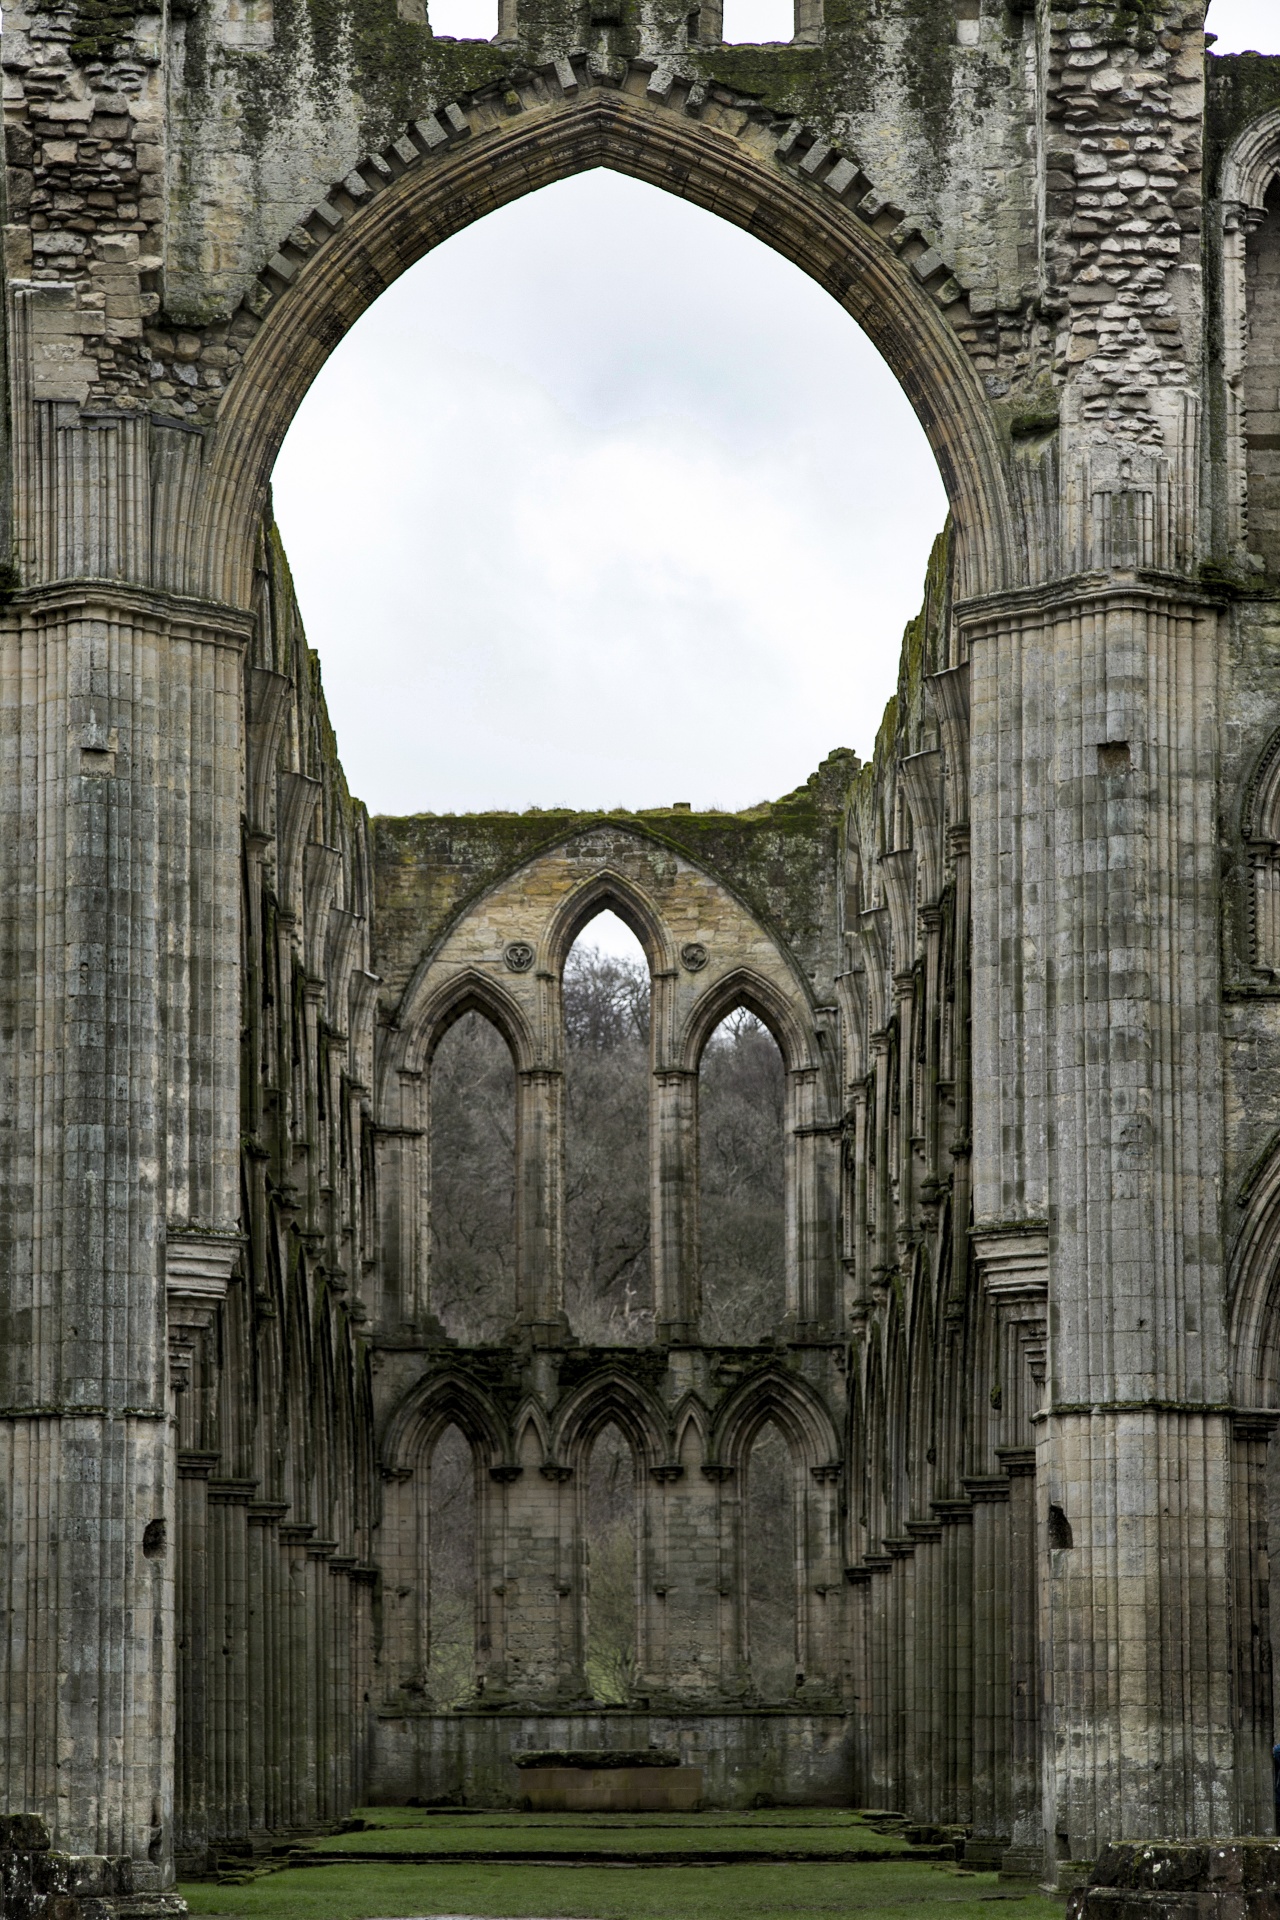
left=1222, top=114, right=1280, bottom=570
left=424, top=1422, right=478, bottom=1705
left=582, top=1420, right=640, bottom=1702
left=744, top=1418, right=799, bottom=1700
left=562, top=911, right=653, bottom=1344
left=429, top=1011, right=516, bottom=1342
left=698, top=1006, right=786, bottom=1344
left=1245, top=178, right=1280, bottom=577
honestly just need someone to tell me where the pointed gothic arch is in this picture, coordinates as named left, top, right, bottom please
left=1243, top=726, right=1280, bottom=976
left=712, top=1365, right=841, bottom=1472
left=1221, top=111, right=1280, bottom=566
left=389, top=965, right=537, bottom=1089
left=672, top=1391, right=712, bottom=1465
left=511, top=1397, right=554, bottom=1467
left=553, top=1368, right=668, bottom=1472
left=377, top=1376, right=499, bottom=1709
left=380, top=1368, right=510, bottom=1474
left=679, top=963, right=816, bottom=1076
left=545, top=867, right=675, bottom=981
left=189, top=83, right=1012, bottom=614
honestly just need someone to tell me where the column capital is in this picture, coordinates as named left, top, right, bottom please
left=972, top=1224, right=1048, bottom=1304
left=6, top=577, right=254, bottom=648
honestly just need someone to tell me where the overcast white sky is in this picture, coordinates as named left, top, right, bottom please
left=1206, top=0, right=1278, bottom=55
left=271, top=0, right=1279, bottom=822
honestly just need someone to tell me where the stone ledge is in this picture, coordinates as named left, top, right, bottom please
left=1067, top=1842, right=1280, bottom=1920
left=0, top=1819, right=187, bottom=1920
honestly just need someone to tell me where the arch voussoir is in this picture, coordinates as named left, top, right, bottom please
left=195, top=70, right=1013, bottom=609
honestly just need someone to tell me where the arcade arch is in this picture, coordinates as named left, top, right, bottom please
left=1226, top=1137, right=1280, bottom=1822
left=192, top=78, right=1016, bottom=618
left=270, top=164, right=952, bottom=816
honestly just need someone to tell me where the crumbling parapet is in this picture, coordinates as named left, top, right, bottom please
left=1066, top=1841, right=1280, bottom=1920
left=0, top=1818, right=186, bottom=1920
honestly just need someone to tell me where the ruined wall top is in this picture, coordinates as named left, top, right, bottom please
left=372, top=750, right=856, bottom=1010
left=7, top=2, right=1273, bottom=608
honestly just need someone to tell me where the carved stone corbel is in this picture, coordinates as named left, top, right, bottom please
left=165, top=1228, right=241, bottom=1391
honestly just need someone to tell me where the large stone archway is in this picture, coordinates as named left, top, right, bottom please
left=193, top=76, right=1018, bottom=604
left=5, top=0, right=1280, bottom=1901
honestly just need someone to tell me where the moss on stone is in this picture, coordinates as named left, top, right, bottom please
left=1207, top=52, right=1280, bottom=184
left=371, top=740, right=862, bottom=994
left=70, top=0, right=137, bottom=58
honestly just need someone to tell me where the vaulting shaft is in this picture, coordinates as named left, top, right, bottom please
left=969, top=578, right=1231, bottom=1857
left=0, top=590, right=245, bottom=1870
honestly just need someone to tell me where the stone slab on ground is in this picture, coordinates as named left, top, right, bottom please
left=515, top=1767, right=703, bottom=1812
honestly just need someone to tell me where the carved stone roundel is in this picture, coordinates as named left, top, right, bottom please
left=504, top=941, right=535, bottom=973
left=680, top=942, right=709, bottom=972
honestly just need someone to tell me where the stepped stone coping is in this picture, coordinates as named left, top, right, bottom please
left=246, top=57, right=974, bottom=337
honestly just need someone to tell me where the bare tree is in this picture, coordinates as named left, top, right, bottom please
left=429, top=1013, right=517, bottom=1344
left=699, top=1009, right=786, bottom=1345
left=563, top=946, right=653, bottom=1344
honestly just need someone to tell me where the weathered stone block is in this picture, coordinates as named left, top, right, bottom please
left=516, top=1766, right=704, bottom=1811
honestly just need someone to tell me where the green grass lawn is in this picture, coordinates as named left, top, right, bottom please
left=345, top=1810, right=909, bottom=1830
left=179, top=1820, right=1058, bottom=1920
left=180, top=1858, right=1055, bottom=1920
left=298, top=1816, right=917, bottom=1857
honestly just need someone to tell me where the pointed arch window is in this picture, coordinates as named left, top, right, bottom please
left=1245, top=729, right=1280, bottom=978
left=1223, top=118, right=1280, bottom=568
left=744, top=1418, right=798, bottom=1701
left=583, top=1420, right=639, bottom=1703
left=429, top=1010, right=516, bottom=1341
left=563, top=911, right=653, bottom=1343
left=698, top=1006, right=786, bottom=1343
left=1245, top=177, right=1280, bottom=577
left=425, top=1422, right=477, bottom=1705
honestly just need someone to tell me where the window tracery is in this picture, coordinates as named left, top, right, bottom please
left=1221, top=111, right=1280, bottom=570
left=1245, top=729, right=1280, bottom=975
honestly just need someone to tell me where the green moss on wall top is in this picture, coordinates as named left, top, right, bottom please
left=71, top=0, right=138, bottom=58
left=1207, top=52, right=1280, bottom=182
left=176, top=0, right=1029, bottom=211
left=371, top=746, right=860, bottom=997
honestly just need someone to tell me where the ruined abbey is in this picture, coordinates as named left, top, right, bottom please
left=5, top=0, right=1280, bottom=1902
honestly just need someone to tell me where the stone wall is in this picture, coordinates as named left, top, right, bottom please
left=352, top=526, right=1040, bottom=1854
left=0, top=1816, right=184, bottom=1920
left=10, top=0, right=1280, bottom=1892
left=169, top=520, right=380, bottom=1875
left=368, top=1710, right=853, bottom=1810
